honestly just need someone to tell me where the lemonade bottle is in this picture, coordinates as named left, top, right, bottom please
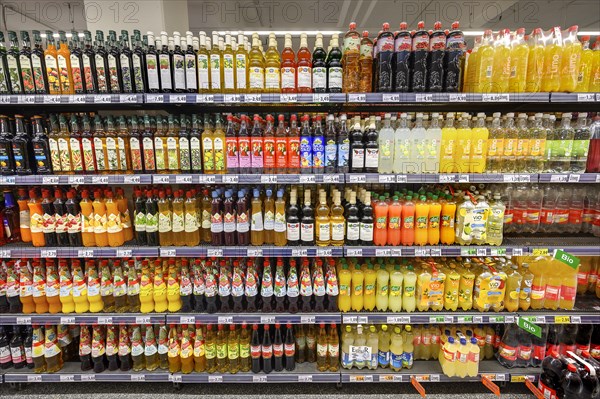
left=71, top=260, right=89, bottom=314
left=464, top=37, right=480, bottom=92
left=504, top=263, right=523, bottom=312
left=519, top=263, right=533, bottom=311
left=431, top=326, right=441, bottom=360
left=559, top=25, right=582, bottom=92
left=427, top=196, right=442, bottom=245
left=390, top=326, right=404, bottom=372
left=378, top=325, right=391, bottom=368
left=341, top=325, right=354, bottom=369
left=439, top=113, right=457, bottom=173
left=440, top=194, right=456, bottom=245
left=576, top=36, right=594, bottom=92
left=529, top=257, right=546, bottom=310
left=455, top=195, right=475, bottom=245
left=366, top=325, right=379, bottom=370
left=363, top=264, right=377, bottom=311
left=338, top=263, right=352, bottom=312
left=472, top=195, right=490, bottom=246
left=387, top=265, right=402, bottom=312
left=441, top=336, right=457, bottom=377
left=491, top=29, right=510, bottom=93
left=444, top=265, right=460, bottom=311
left=350, top=266, right=364, bottom=312
left=353, top=325, right=367, bottom=369
left=414, top=196, right=429, bottom=246
left=543, top=258, right=561, bottom=310
left=402, top=266, right=417, bottom=312
left=45, top=260, right=61, bottom=314
left=486, top=194, right=506, bottom=246
left=387, top=196, right=401, bottom=246
left=589, top=37, right=600, bottom=92
left=559, top=259, right=577, bottom=310
left=166, top=260, right=182, bottom=313
left=153, top=260, right=168, bottom=313
left=92, top=191, right=108, bottom=247
left=508, top=28, right=529, bottom=92
left=429, top=264, right=446, bottom=311
left=470, top=113, right=489, bottom=174
left=467, top=337, right=480, bottom=377
left=58, top=260, right=75, bottom=314
left=139, top=260, right=154, bottom=313
left=457, top=263, right=475, bottom=311
left=105, top=191, right=124, bottom=247
left=416, top=266, right=431, bottom=312
left=476, top=30, right=495, bottom=92
left=376, top=266, right=390, bottom=311
left=526, top=28, right=545, bottom=92
left=403, top=325, right=414, bottom=369
left=541, top=27, right=563, bottom=92
left=455, top=114, right=472, bottom=174
left=456, top=338, right=469, bottom=378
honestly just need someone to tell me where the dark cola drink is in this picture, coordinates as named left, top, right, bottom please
left=375, top=23, right=395, bottom=92
left=443, top=21, right=466, bottom=92
left=427, top=21, right=446, bottom=92
left=410, top=21, right=429, bottom=92
left=393, top=22, right=411, bottom=92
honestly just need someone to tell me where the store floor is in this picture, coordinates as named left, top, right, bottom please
left=0, top=382, right=534, bottom=398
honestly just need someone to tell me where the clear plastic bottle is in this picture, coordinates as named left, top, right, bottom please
left=425, top=113, right=442, bottom=173
left=392, top=113, right=411, bottom=174
left=410, top=113, right=427, bottom=174
left=550, top=113, right=575, bottom=173
left=377, top=114, right=395, bottom=174
left=571, top=113, right=591, bottom=173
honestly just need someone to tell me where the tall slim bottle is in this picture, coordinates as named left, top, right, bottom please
left=343, top=23, right=360, bottom=93
left=312, top=34, right=327, bottom=93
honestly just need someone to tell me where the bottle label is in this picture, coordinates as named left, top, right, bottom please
left=159, top=54, right=173, bottom=89
left=251, top=136, right=264, bottom=169
left=183, top=53, right=197, bottom=90
left=338, top=140, right=350, bottom=168
left=197, top=54, right=210, bottom=90
left=172, top=212, right=184, bottom=233
left=158, top=212, right=172, bottom=233
left=223, top=53, right=235, bottom=89
left=251, top=210, right=264, bottom=231
left=145, top=213, right=158, bottom=233
left=190, top=137, right=202, bottom=171
left=224, top=211, right=236, bottom=233
left=359, top=222, right=373, bottom=242
left=288, top=136, right=301, bottom=168
left=31, top=54, right=46, bottom=93
left=236, top=210, right=249, bottom=233
left=301, top=222, right=314, bottom=242
left=297, top=66, right=312, bottom=89
left=17, top=55, right=34, bottom=93
left=44, top=55, right=59, bottom=93
left=211, top=211, right=223, bottom=233
left=365, top=147, right=379, bottom=168
left=318, top=222, right=331, bottom=242
left=119, top=54, right=133, bottom=92
left=395, top=35, right=412, bottom=51
left=328, top=66, right=342, bottom=89
left=264, top=136, right=276, bottom=170
left=331, top=221, right=345, bottom=241
left=265, top=67, right=280, bottom=89
left=238, top=137, right=251, bottom=169
left=107, top=54, right=120, bottom=92
left=202, top=136, right=214, bottom=171
left=236, top=54, right=247, bottom=89
left=184, top=212, right=198, bottom=232
left=264, top=209, right=275, bottom=230
left=281, top=67, right=295, bottom=89
left=312, top=67, right=326, bottom=89
left=325, top=139, right=337, bottom=167
left=378, top=35, right=395, bottom=52
left=312, top=135, right=324, bottom=169
left=429, top=35, right=446, bottom=51
left=498, top=342, right=517, bottom=361
left=209, top=54, right=221, bottom=89
left=132, top=54, right=144, bottom=92
left=352, top=147, right=365, bottom=168
left=225, top=137, right=239, bottom=169
left=173, top=53, right=186, bottom=90
left=300, top=136, right=313, bottom=169
left=179, top=136, right=190, bottom=171
left=166, top=136, right=178, bottom=170
left=287, top=222, right=300, bottom=241
left=347, top=221, right=360, bottom=241
left=249, top=67, right=264, bottom=89
left=48, top=137, right=61, bottom=172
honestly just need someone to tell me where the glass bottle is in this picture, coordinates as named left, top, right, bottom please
left=265, top=33, right=281, bottom=92
left=6, top=31, right=23, bottom=93
left=68, top=33, right=85, bottom=94
left=94, top=31, right=111, bottom=93
left=119, top=30, right=135, bottom=93
left=0, top=115, right=15, bottom=175
left=327, top=34, right=343, bottom=93
left=0, top=33, right=11, bottom=94
left=30, top=30, right=48, bottom=93
left=312, top=33, right=327, bottom=93
left=131, top=30, right=146, bottom=93
left=11, top=114, right=32, bottom=175
left=56, top=31, right=74, bottom=94
left=81, top=30, right=98, bottom=93
left=248, top=33, right=265, bottom=93
left=343, top=22, right=360, bottom=93
left=281, top=33, right=296, bottom=93
left=316, top=191, right=331, bottom=246
left=145, top=31, right=160, bottom=93
left=158, top=31, right=173, bottom=92
left=18, top=31, right=35, bottom=94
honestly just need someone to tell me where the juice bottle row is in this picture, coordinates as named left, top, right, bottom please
left=0, top=257, right=340, bottom=315
left=0, top=111, right=598, bottom=176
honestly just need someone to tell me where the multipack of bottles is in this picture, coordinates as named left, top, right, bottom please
left=0, top=257, right=339, bottom=315
left=578, top=257, right=600, bottom=299
left=464, top=26, right=600, bottom=93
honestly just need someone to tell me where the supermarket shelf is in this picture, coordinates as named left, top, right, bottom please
left=2, top=362, right=169, bottom=383
left=171, top=363, right=338, bottom=383
left=167, top=313, right=340, bottom=325
left=538, top=173, right=600, bottom=183
left=341, top=313, right=517, bottom=325
left=341, top=360, right=510, bottom=383
left=0, top=313, right=166, bottom=326
left=549, top=92, right=599, bottom=102
left=149, top=173, right=344, bottom=185
left=518, top=295, right=600, bottom=324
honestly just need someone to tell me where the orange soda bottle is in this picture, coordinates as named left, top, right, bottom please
left=374, top=196, right=388, bottom=246
left=427, top=195, right=442, bottom=245
left=387, top=196, right=402, bottom=246
left=401, top=196, right=415, bottom=245
left=414, top=196, right=429, bottom=246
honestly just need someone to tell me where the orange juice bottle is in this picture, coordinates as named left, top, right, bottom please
left=541, top=27, right=563, bottom=92
left=71, top=259, right=89, bottom=313
left=414, top=196, right=429, bottom=246
left=116, top=188, right=134, bottom=242
left=45, top=260, right=61, bottom=314
left=401, top=196, right=415, bottom=245
left=529, top=258, right=546, bottom=310
left=508, top=28, right=529, bottom=93
left=559, top=25, right=582, bottom=92
left=504, top=264, right=522, bottom=312
left=87, top=260, right=104, bottom=313
left=139, top=260, right=155, bottom=314
left=19, top=260, right=35, bottom=314
left=17, top=188, right=32, bottom=243
left=32, top=261, right=49, bottom=314
left=92, top=190, right=108, bottom=247
left=387, top=196, right=402, bottom=246
left=526, top=28, right=545, bottom=92
left=427, top=195, right=442, bottom=245
left=440, top=194, right=456, bottom=245
left=374, top=196, right=388, bottom=246
left=105, top=191, right=124, bottom=247
left=27, top=189, right=45, bottom=247
left=80, top=190, right=96, bottom=247
left=58, top=260, right=75, bottom=314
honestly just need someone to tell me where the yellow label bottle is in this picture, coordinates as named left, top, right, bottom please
left=248, top=33, right=265, bottom=93
left=166, top=260, right=182, bottom=313
left=265, top=33, right=281, bottom=92
left=153, top=260, right=168, bottom=313
left=139, top=260, right=154, bottom=313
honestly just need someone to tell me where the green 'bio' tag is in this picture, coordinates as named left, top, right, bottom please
left=553, top=249, right=580, bottom=270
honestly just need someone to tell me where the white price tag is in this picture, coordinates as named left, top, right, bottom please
left=348, top=93, right=366, bottom=102
left=68, top=176, right=85, bottom=184
left=170, top=374, right=182, bottom=383
left=577, top=93, right=595, bottom=102
left=570, top=316, right=581, bottom=324
left=153, top=175, right=171, bottom=186
left=98, top=316, right=113, bottom=325
left=94, top=94, right=112, bottom=103
left=223, top=175, right=239, bottom=184
left=27, top=375, right=43, bottom=382
left=41, top=249, right=57, bottom=258
left=323, top=174, right=340, bottom=183
left=135, top=316, right=151, bottom=324
left=391, top=249, right=402, bottom=256
left=247, top=248, right=263, bottom=257
left=473, top=316, right=483, bottom=324
left=160, top=249, right=177, bottom=257
left=316, top=248, right=332, bottom=256
left=180, top=316, right=195, bottom=324
left=519, top=174, right=531, bottom=182
left=458, top=174, right=470, bottom=183
left=78, top=249, right=94, bottom=258
left=261, top=175, right=278, bottom=183
left=198, top=175, right=216, bottom=183
left=146, top=94, right=164, bottom=103
left=512, top=248, right=524, bottom=256
left=503, top=174, right=519, bottom=183
left=224, top=94, right=240, bottom=103
left=123, top=175, right=141, bottom=184
left=313, top=93, right=330, bottom=102
left=23, top=95, right=35, bottom=104
left=298, top=375, right=313, bottom=382
left=60, top=375, right=75, bottom=382
left=91, top=176, right=109, bottom=184
left=253, top=375, right=268, bottom=382
left=131, top=374, right=145, bottom=381
left=439, top=174, right=456, bottom=183
left=396, top=175, right=408, bottom=183
left=119, top=94, right=138, bottom=103
left=261, top=316, right=276, bottom=324
left=416, top=93, right=433, bottom=102
left=349, top=175, right=367, bottom=183
left=357, top=316, right=368, bottom=324
left=218, top=316, right=233, bottom=324
left=596, top=175, right=600, bottom=183
left=482, top=93, right=510, bottom=102
left=299, top=175, right=316, bottom=183
left=280, top=93, right=297, bottom=102
left=116, top=249, right=132, bottom=258
left=430, top=248, right=442, bottom=257
left=568, top=174, right=580, bottom=182
left=430, top=374, right=441, bottom=382
left=449, top=93, right=467, bottom=102
left=292, top=249, right=308, bottom=256
left=505, top=315, right=515, bottom=323
left=175, top=175, right=193, bottom=184
left=170, top=94, right=187, bottom=103
left=0, top=96, right=11, bottom=104
left=343, top=316, right=358, bottom=324
left=347, top=248, right=363, bottom=256
left=300, top=316, right=316, bottom=324
left=44, top=95, right=61, bottom=104
left=208, top=375, right=223, bottom=383
left=382, top=93, right=400, bottom=102
left=207, top=249, right=223, bottom=257
left=16, top=317, right=31, bottom=325
left=378, top=175, right=396, bottom=183
left=415, top=248, right=430, bottom=257
left=496, top=374, right=506, bottom=382
left=196, top=94, right=214, bottom=103
left=0, top=176, right=15, bottom=185
left=387, top=316, right=409, bottom=324
left=477, top=248, right=487, bottom=257
left=81, top=374, right=96, bottom=381
left=71, top=95, right=86, bottom=104
left=0, top=250, right=11, bottom=258
left=375, top=249, right=391, bottom=256
left=550, top=174, right=568, bottom=183
left=245, top=94, right=261, bottom=102
left=42, top=176, right=60, bottom=184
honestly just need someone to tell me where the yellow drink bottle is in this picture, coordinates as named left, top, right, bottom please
left=167, top=260, right=182, bottom=313
left=338, top=264, right=352, bottom=312
left=526, top=28, right=545, bottom=92
left=439, top=113, right=457, bottom=173
left=363, top=264, right=376, bottom=311
left=509, top=28, right=529, bottom=93
left=575, top=36, right=594, bottom=92
left=58, top=260, right=75, bottom=314
left=350, top=267, right=364, bottom=311
left=139, top=260, right=154, bottom=313
left=491, top=29, right=510, bottom=93
left=71, top=260, right=89, bottom=314
left=541, top=27, right=563, bottom=92
left=464, top=37, right=480, bottom=93
left=470, top=113, right=489, bottom=173
left=86, top=260, right=104, bottom=313
left=455, top=114, right=472, bottom=174
left=559, top=25, right=582, bottom=92
left=476, top=30, right=495, bottom=93
left=590, top=38, right=600, bottom=92
left=153, top=260, right=168, bottom=312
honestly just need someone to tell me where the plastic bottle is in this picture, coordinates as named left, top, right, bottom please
left=403, top=325, right=414, bottom=369
left=351, top=266, right=364, bottom=312
left=470, top=113, right=489, bottom=173
left=467, top=337, right=480, bottom=377
left=542, top=27, right=563, bottom=92
left=392, top=113, right=411, bottom=174
left=401, top=196, right=415, bottom=245
left=439, top=113, right=457, bottom=173
left=153, top=260, right=168, bottom=313
left=441, top=336, right=457, bottom=377
left=526, top=28, right=545, bottom=92
left=427, top=195, right=442, bottom=245
left=402, top=266, right=417, bottom=312
left=455, top=114, right=472, bottom=174
left=376, top=266, right=390, bottom=311
left=374, top=196, right=388, bottom=246
left=378, top=325, right=391, bottom=368
left=509, top=28, right=529, bottom=92
left=390, top=326, right=404, bottom=372
left=560, top=26, right=582, bottom=92
left=366, top=325, right=379, bottom=370
left=410, top=113, right=427, bottom=174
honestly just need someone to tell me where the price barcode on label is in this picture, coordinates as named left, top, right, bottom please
left=300, top=316, right=316, bottom=324
left=482, top=93, right=510, bottom=102
left=382, top=93, right=400, bottom=102
left=439, top=174, right=456, bottom=183
left=375, top=249, right=391, bottom=256
left=147, top=94, right=164, bottom=103
left=430, top=248, right=442, bottom=257
left=71, top=95, right=86, bottom=104
left=135, top=316, right=151, bottom=324
left=120, top=94, right=138, bottom=103
left=473, top=316, right=483, bottom=323
left=391, top=249, right=402, bottom=256
left=449, top=93, right=467, bottom=102
left=180, top=316, right=195, bottom=324
left=281, top=94, right=297, bottom=102
left=170, top=374, right=182, bottom=383
left=247, top=249, right=263, bottom=257
left=207, top=249, right=223, bottom=257
left=22, top=95, right=35, bottom=104
left=457, top=316, right=473, bottom=323
left=346, top=248, right=363, bottom=256
left=160, top=249, right=177, bottom=257
left=0, top=96, right=11, bottom=104
left=175, top=175, right=193, bottom=184
left=458, top=174, right=470, bottom=183
left=550, top=174, right=569, bottom=183
left=131, top=375, right=145, bottom=381
left=430, top=375, right=440, bottom=382
left=415, top=248, right=430, bottom=257
left=378, top=175, right=396, bottom=183
left=197, top=175, right=216, bottom=184
left=116, top=249, right=132, bottom=258
left=323, top=174, right=340, bottom=183
left=218, top=316, right=234, bottom=324
left=124, top=175, right=141, bottom=184
left=0, top=176, right=15, bottom=185
left=261, top=175, right=277, bottom=183
left=396, top=175, right=408, bottom=183
left=343, top=316, right=358, bottom=324
left=292, top=249, right=308, bottom=256
left=78, top=249, right=94, bottom=258
left=68, top=176, right=85, bottom=184
left=95, top=95, right=112, bottom=103
left=357, top=316, right=368, bottom=324
left=245, top=94, right=261, bottom=102
left=571, top=316, right=581, bottom=324
left=81, top=374, right=96, bottom=381
left=0, top=250, right=10, bottom=258
left=349, top=175, right=367, bottom=183
left=196, top=94, right=214, bottom=103
left=577, top=93, right=595, bottom=102
left=348, top=93, right=366, bottom=102
left=16, top=317, right=31, bottom=325
left=313, top=93, right=330, bottom=102
left=261, top=316, right=276, bottom=324
left=42, top=176, right=60, bottom=184
left=208, top=375, right=223, bottom=382
left=44, top=95, right=62, bottom=104
left=299, top=175, right=316, bottom=183
left=223, top=175, right=239, bottom=184
left=27, top=375, right=43, bottom=382
left=387, top=316, right=410, bottom=324
left=477, top=248, right=487, bottom=257
left=92, top=176, right=109, bottom=184
left=41, top=250, right=57, bottom=258
left=224, top=94, right=240, bottom=103
left=316, top=248, right=332, bottom=256
left=98, top=317, right=113, bottom=324
left=60, top=316, right=76, bottom=325
left=554, top=316, right=570, bottom=324
left=253, top=375, right=268, bottom=382
left=298, top=375, right=313, bottom=382
left=568, top=174, right=581, bottom=182
left=416, top=93, right=434, bottom=102
left=60, top=375, right=75, bottom=382
left=512, top=248, right=524, bottom=256
left=532, top=248, right=549, bottom=256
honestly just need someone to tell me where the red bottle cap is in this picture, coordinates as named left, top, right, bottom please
left=349, top=22, right=356, bottom=30
left=362, top=31, right=369, bottom=37
left=451, top=21, right=460, bottom=30
left=434, top=21, right=442, bottom=30
left=400, top=22, right=408, bottom=30
left=417, top=21, right=425, bottom=29
left=382, top=22, right=390, bottom=30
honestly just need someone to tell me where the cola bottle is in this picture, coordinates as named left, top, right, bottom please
left=591, top=325, right=600, bottom=361
left=560, top=325, right=578, bottom=356
left=393, top=22, right=411, bottom=92
left=539, top=351, right=566, bottom=399
left=410, top=21, right=429, bottom=92
left=517, top=328, right=532, bottom=367
left=547, top=325, right=561, bottom=355
left=427, top=21, right=446, bottom=92
left=496, top=324, right=519, bottom=368
left=443, top=21, right=465, bottom=92
left=576, top=324, right=594, bottom=355
left=580, top=351, right=600, bottom=399
left=532, top=325, right=549, bottom=367
left=375, top=23, right=395, bottom=92
left=562, top=363, right=584, bottom=399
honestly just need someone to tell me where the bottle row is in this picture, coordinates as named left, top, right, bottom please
left=0, top=111, right=598, bottom=178
left=1, top=22, right=598, bottom=96
left=2, top=255, right=597, bottom=316
left=0, top=322, right=338, bottom=375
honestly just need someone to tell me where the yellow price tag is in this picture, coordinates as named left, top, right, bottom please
left=532, top=248, right=549, bottom=256
left=554, top=316, right=570, bottom=324
left=511, top=376, right=526, bottom=383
